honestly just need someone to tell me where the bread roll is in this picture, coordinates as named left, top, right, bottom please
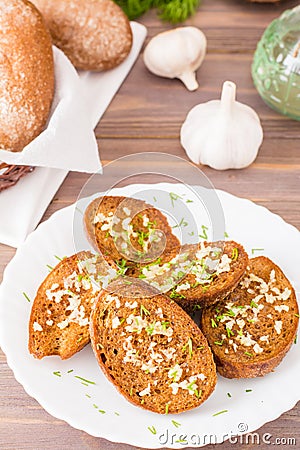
left=31, top=0, right=133, bottom=71
left=0, top=0, right=54, bottom=153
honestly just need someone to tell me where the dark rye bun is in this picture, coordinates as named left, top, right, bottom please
left=130, top=241, right=248, bottom=313
left=31, top=0, right=132, bottom=71
left=201, top=256, right=299, bottom=378
left=29, top=251, right=118, bottom=360
left=90, top=279, right=217, bottom=414
left=84, top=195, right=180, bottom=266
left=0, top=0, right=54, bottom=152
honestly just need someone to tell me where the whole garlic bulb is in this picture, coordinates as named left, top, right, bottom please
left=180, top=81, right=263, bottom=169
left=143, top=27, right=207, bottom=91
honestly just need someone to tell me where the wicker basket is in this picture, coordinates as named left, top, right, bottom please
left=0, top=163, right=34, bottom=192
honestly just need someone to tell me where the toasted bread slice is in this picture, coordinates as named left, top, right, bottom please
left=130, top=241, right=248, bottom=313
left=90, top=279, right=217, bottom=414
left=29, top=251, right=118, bottom=359
left=201, top=256, right=299, bottom=378
left=84, top=196, right=180, bottom=266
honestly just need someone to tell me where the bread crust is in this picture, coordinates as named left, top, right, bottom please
left=90, top=279, right=217, bottom=414
left=201, top=256, right=299, bottom=378
left=0, top=0, right=54, bottom=152
left=31, top=0, right=133, bottom=71
left=28, top=251, right=117, bottom=360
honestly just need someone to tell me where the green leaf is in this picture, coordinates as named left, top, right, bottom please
left=114, top=0, right=200, bottom=24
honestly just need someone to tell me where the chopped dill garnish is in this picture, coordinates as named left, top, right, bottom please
left=213, top=409, right=228, bottom=417
left=169, top=192, right=182, bottom=207
left=148, top=426, right=157, bottom=435
left=226, top=328, right=234, bottom=338
left=211, top=318, right=217, bottom=328
left=171, top=419, right=181, bottom=428
left=140, top=304, right=150, bottom=316
left=53, top=371, right=61, bottom=377
left=116, top=259, right=128, bottom=276
left=182, top=337, right=193, bottom=358
left=195, top=389, right=202, bottom=399
left=22, top=292, right=31, bottom=302
left=170, top=289, right=186, bottom=299
left=192, top=304, right=201, bottom=311
left=199, top=225, right=208, bottom=240
left=74, top=376, right=96, bottom=385
left=172, top=217, right=188, bottom=228
left=227, top=392, right=232, bottom=398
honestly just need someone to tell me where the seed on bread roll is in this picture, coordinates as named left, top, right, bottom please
left=31, top=0, right=133, bottom=71
left=0, top=0, right=54, bottom=153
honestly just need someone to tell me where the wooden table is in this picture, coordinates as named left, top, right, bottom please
left=1, top=0, right=300, bottom=448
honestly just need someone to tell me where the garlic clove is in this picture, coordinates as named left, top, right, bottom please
left=143, top=27, right=207, bottom=91
left=178, top=71, right=199, bottom=91
left=180, top=81, right=263, bottom=170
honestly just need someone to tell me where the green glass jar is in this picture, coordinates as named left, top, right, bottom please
left=252, top=5, right=300, bottom=121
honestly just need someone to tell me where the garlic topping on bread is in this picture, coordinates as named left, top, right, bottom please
left=201, top=256, right=299, bottom=378
left=130, top=241, right=248, bottom=312
left=29, top=251, right=118, bottom=359
left=90, top=280, right=217, bottom=414
left=84, top=196, right=180, bottom=265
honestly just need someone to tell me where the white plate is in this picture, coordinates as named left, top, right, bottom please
left=0, top=183, right=299, bottom=448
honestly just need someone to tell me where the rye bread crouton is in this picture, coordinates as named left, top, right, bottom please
left=201, top=256, right=299, bottom=378
left=130, top=241, right=248, bottom=313
left=90, top=279, right=217, bottom=414
left=84, top=196, right=180, bottom=266
left=29, top=251, right=118, bottom=359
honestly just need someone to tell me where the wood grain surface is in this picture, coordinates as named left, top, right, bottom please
left=1, top=0, right=300, bottom=448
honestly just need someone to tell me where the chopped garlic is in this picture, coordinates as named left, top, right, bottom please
left=274, top=320, right=282, bottom=334
left=139, top=383, right=151, bottom=397
left=33, top=322, right=43, bottom=332
left=112, top=317, right=121, bottom=329
left=274, top=305, right=289, bottom=313
left=168, top=364, right=183, bottom=382
left=253, top=343, right=263, bottom=354
left=175, top=282, right=191, bottom=293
